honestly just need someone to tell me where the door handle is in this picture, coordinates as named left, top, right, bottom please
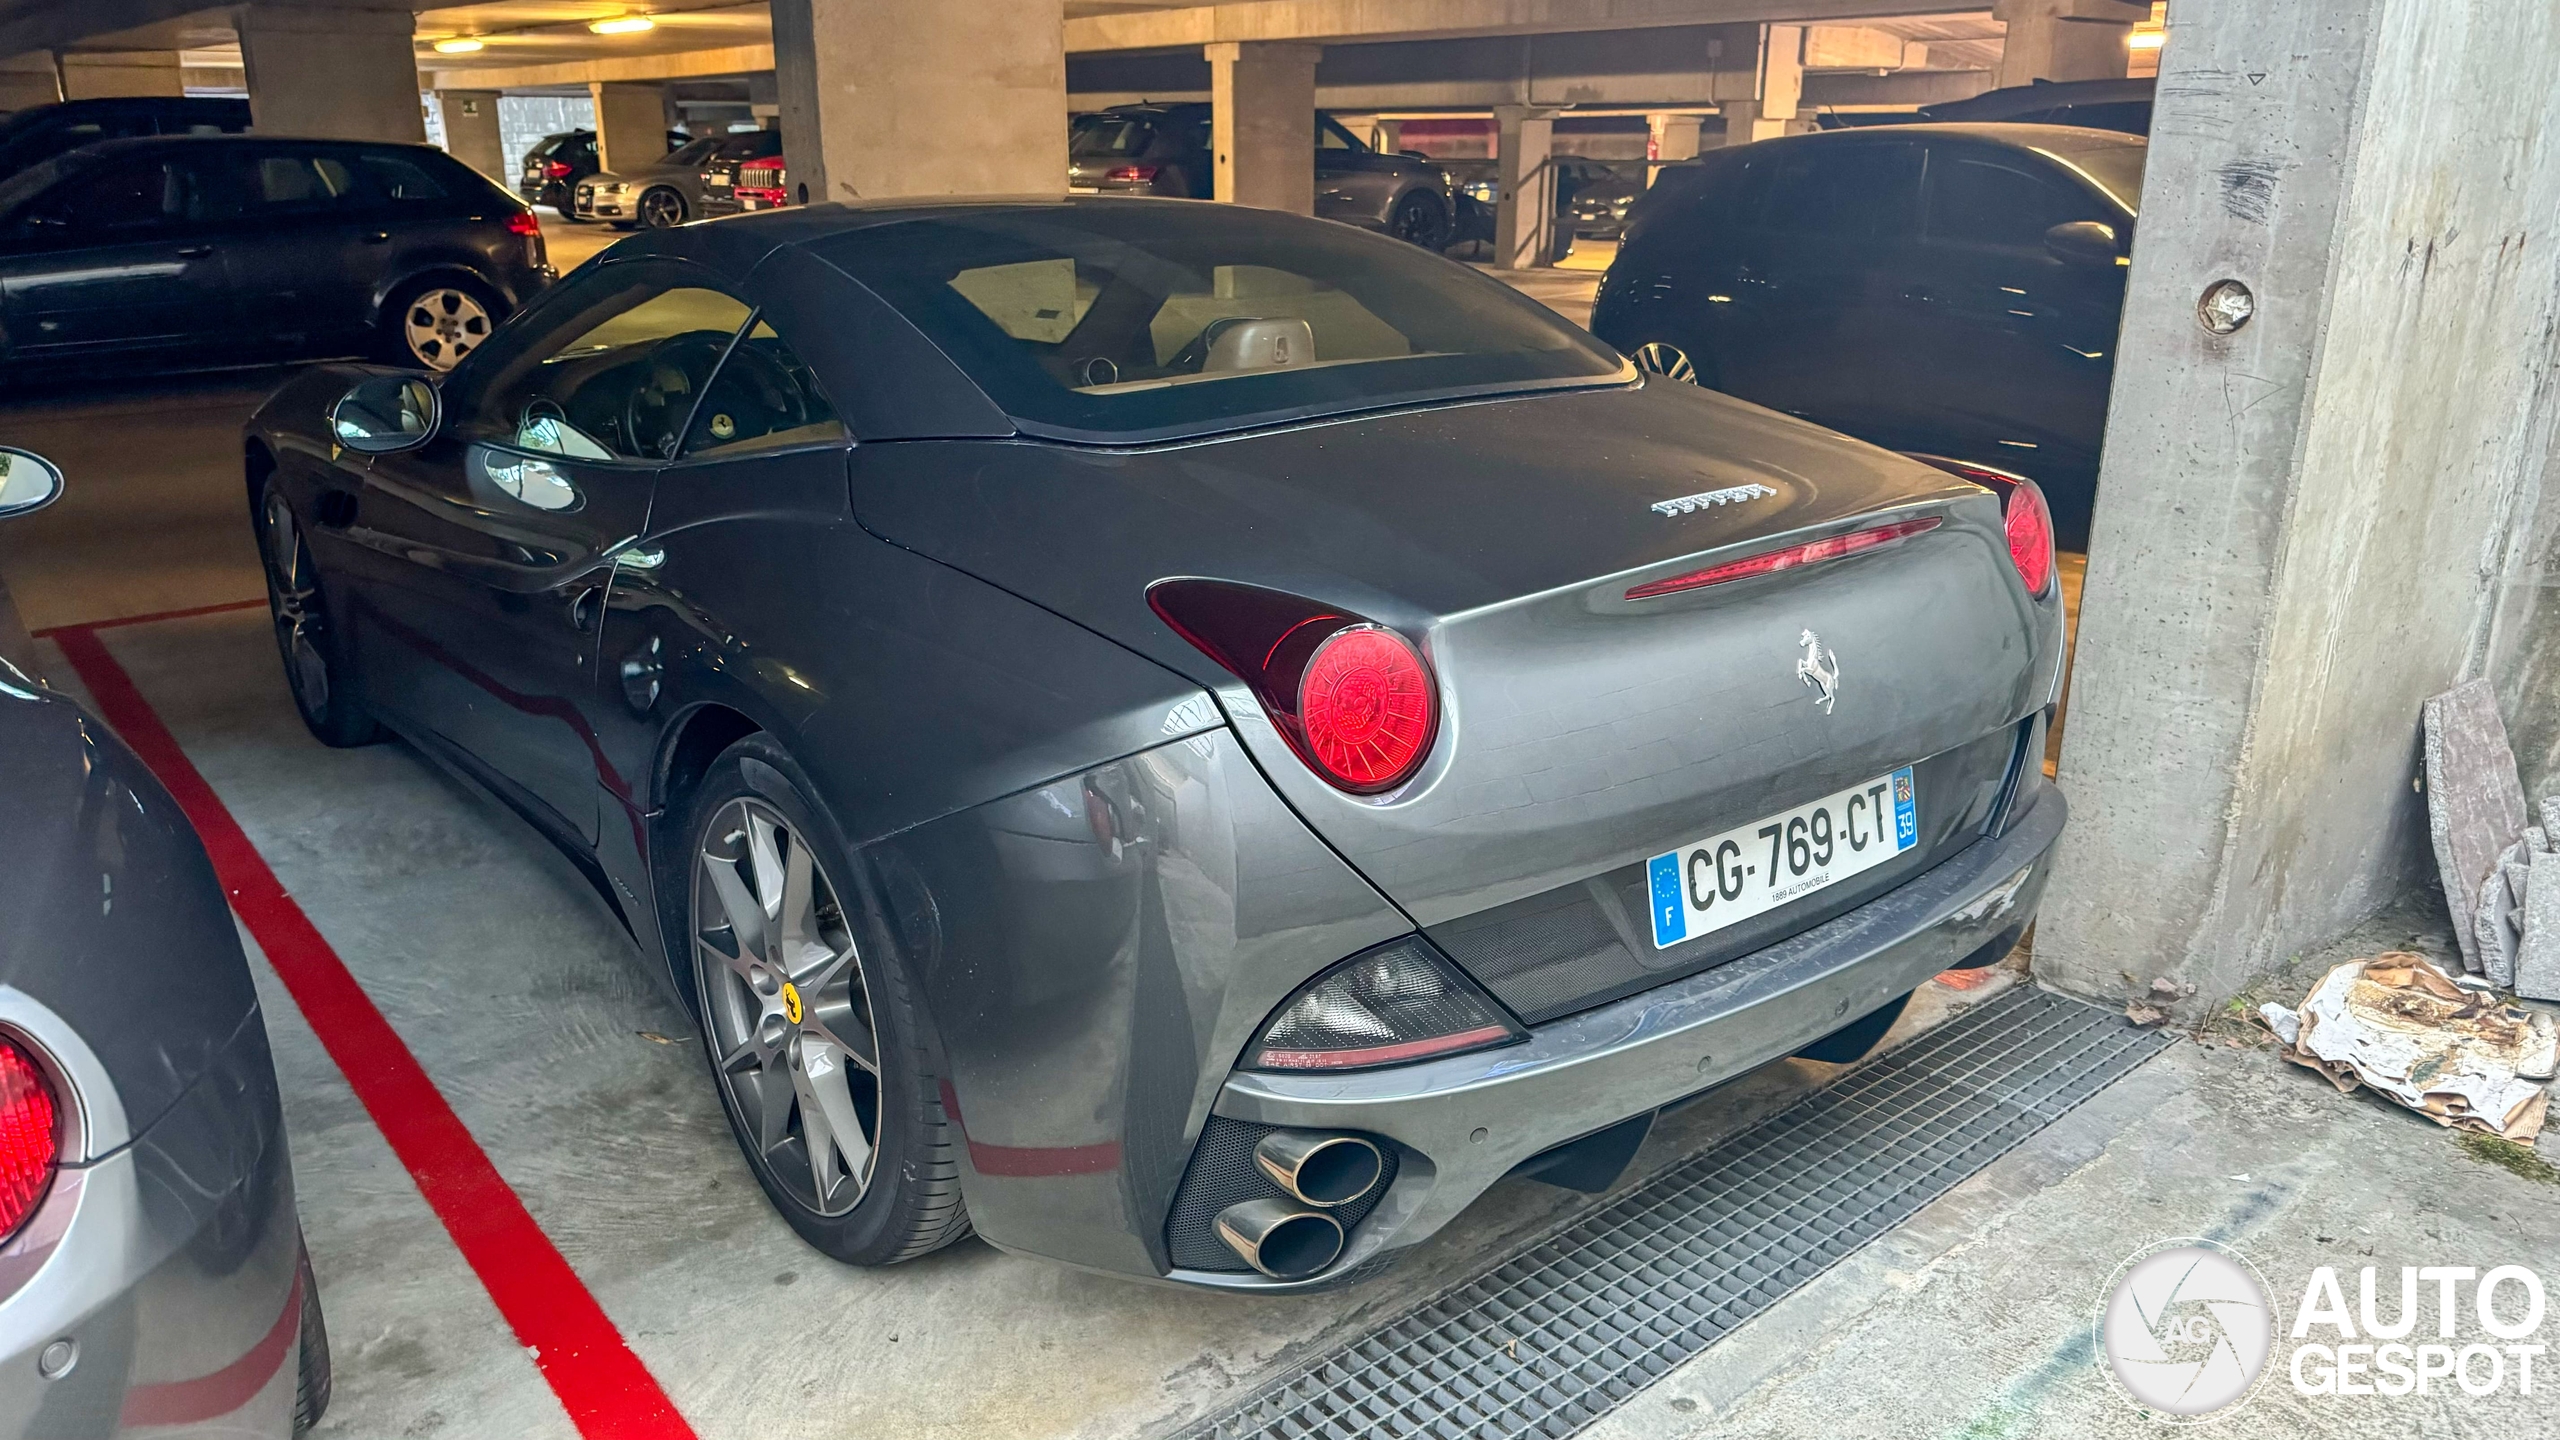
left=568, top=585, right=602, bottom=634
left=174, top=244, right=213, bottom=258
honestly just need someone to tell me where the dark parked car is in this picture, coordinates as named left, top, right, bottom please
left=1068, top=104, right=1453, bottom=247
left=252, top=198, right=2065, bottom=1291
left=0, top=96, right=251, bottom=183
left=578, top=130, right=784, bottom=228
left=0, top=448, right=331, bottom=1436
left=1593, top=123, right=2143, bottom=544
left=1915, top=78, right=2154, bottom=135
left=1565, top=161, right=1644, bottom=239
left=519, top=130, right=598, bottom=218
left=693, top=129, right=784, bottom=217
left=1442, top=156, right=1612, bottom=257
left=0, top=135, right=553, bottom=378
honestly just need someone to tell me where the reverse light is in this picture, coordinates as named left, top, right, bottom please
left=1104, top=164, right=1160, bottom=183
left=1625, top=517, right=1941, bottom=601
left=0, top=1036, right=59, bottom=1242
left=1148, top=579, right=1440, bottom=794
left=1249, top=937, right=1524, bottom=1071
left=2003, top=479, right=2056, bottom=597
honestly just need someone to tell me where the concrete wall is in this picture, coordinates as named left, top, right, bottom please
left=58, top=50, right=180, bottom=99
left=237, top=3, right=424, bottom=143
left=774, top=0, right=1063, bottom=203
left=2041, top=0, right=2560, bottom=1012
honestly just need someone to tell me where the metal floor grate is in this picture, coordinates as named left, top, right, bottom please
left=1177, top=986, right=2169, bottom=1440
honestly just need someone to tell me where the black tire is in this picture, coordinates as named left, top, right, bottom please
left=1388, top=189, right=1451, bottom=249
left=637, top=187, right=688, bottom=229
left=684, top=735, right=972, bottom=1265
left=377, top=275, right=502, bottom=372
left=292, top=1247, right=332, bottom=1435
left=258, top=489, right=382, bottom=748
left=554, top=204, right=590, bottom=223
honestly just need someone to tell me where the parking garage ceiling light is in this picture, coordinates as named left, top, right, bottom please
left=2128, top=30, right=2165, bottom=50
left=431, top=36, right=485, bottom=53
left=589, top=15, right=657, bottom=34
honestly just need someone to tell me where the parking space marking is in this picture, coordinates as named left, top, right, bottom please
left=50, top=622, right=700, bottom=1440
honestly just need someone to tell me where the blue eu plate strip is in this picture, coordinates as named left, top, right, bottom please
left=1648, top=852, right=1686, bottom=948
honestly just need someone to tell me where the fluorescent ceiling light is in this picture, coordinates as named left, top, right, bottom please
left=432, top=36, right=485, bottom=53
left=2128, top=30, right=2165, bottom=50
left=589, top=15, right=656, bottom=34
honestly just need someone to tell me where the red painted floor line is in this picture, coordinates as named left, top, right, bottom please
left=52, top=625, right=698, bottom=1440
left=29, top=596, right=266, bottom=637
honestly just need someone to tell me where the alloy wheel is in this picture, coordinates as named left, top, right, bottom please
left=1391, top=193, right=1446, bottom=248
left=695, top=798, right=882, bottom=1217
left=404, top=288, right=493, bottom=371
left=262, top=494, right=331, bottom=716
left=1633, top=341, right=1699, bottom=385
left=639, top=189, right=687, bottom=228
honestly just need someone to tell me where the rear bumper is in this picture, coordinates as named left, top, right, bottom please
left=1179, top=777, right=2067, bottom=1291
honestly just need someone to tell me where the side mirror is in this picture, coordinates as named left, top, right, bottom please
left=2044, top=220, right=2123, bottom=268
left=331, top=373, right=440, bottom=453
left=0, top=447, right=63, bottom=519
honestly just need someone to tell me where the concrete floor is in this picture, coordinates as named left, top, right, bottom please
left=1, top=241, right=2552, bottom=1440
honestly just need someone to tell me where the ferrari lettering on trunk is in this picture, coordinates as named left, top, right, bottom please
left=1645, top=767, right=1918, bottom=949
left=1649, top=483, right=1776, bottom=516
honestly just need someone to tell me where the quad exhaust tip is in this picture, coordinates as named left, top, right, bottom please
left=1215, top=1198, right=1345, bottom=1280
left=1253, top=1130, right=1383, bottom=1208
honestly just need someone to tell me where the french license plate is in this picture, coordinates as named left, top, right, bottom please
left=1646, top=767, right=1917, bottom=949
left=739, top=197, right=762, bottom=210
left=1068, top=184, right=1101, bottom=194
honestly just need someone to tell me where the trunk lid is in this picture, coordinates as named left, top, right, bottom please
left=852, top=381, right=2061, bottom=1012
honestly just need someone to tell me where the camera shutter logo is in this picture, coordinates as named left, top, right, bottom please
left=2100, top=1243, right=2276, bottom=1419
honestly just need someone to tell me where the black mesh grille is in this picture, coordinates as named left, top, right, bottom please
left=1165, top=1118, right=1401, bottom=1273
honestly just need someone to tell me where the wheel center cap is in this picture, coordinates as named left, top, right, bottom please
left=780, top=981, right=804, bottom=1026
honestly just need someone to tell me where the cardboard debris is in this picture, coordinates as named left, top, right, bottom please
left=2260, top=952, right=2551, bottom=1142
left=2424, top=680, right=2529, bottom=975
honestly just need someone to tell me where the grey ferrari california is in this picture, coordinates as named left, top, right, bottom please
left=245, top=198, right=2065, bottom=1290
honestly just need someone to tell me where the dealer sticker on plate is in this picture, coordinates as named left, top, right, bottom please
left=1646, top=767, right=1917, bottom=949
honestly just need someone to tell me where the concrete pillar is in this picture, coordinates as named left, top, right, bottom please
left=1492, top=104, right=1558, bottom=270
left=1207, top=41, right=1319, bottom=214
left=1375, top=118, right=1403, bottom=154
left=57, top=51, right=183, bottom=100
left=747, top=71, right=779, bottom=128
left=0, top=53, right=60, bottom=111
left=237, top=4, right=424, bottom=143
left=1993, top=0, right=2148, bottom=87
left=1716, top=23, right=1803, bottom=147
left=590, top=81, right=668, bottom=175
left=2040, top=0, right=2560, bottom=1016
left=435, top=90, right=506, bottom=184
left=772, top=0, right=1064, bottom=204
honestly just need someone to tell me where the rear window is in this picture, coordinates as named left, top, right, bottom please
left=359, top=152, right=450, bottom=201
left=1071, top=115, right=1160, bottom=159
left=2034, top=135, right=2146, bottom=211
left=814, top=204, right=1626, bottom=443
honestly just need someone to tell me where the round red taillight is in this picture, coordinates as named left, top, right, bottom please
left=1297, top=625, right=1436, bottom=792
left=2003, top=480, right=2055, bottom=598
left=0, top=1037, right=59, bottom=1241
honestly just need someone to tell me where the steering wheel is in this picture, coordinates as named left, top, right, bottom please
left=688, top=341, right=808, bottom=447
left=625, top=333, right=736, bottom=460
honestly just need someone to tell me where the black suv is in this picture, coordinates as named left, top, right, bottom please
left=0, top=136, right=554, bottom=378
left=0, top=97, right=252, bottom=183
left=519, top=130, right=599, bottom=218
left=1068, top=104, right=1453, bottom=247
left=1592, top=124, right=2145, bottom=544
